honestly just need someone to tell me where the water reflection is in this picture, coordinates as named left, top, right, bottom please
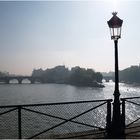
left=9, top=79, right=19, bottom=84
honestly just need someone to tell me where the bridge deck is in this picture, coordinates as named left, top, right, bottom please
left=125, top=122, right=140, bottom=138
left=49, top=122, right=140, bottom=139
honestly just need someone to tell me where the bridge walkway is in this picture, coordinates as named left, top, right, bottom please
left=50, top=122, right=140, bottom=139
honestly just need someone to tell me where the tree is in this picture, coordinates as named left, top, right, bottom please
left=0, top=71, right=9, bottom=77
left=119, top=65, right=140, bottom=83
left=31, top=65, right=104, bottom=87
left=95, top=72, right=103, bottom=83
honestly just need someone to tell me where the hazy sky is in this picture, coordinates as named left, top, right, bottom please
left=1, top=0, right=140, bottom=75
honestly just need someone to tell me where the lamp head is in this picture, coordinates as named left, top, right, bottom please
left=107, top=12, right=123, bottom=40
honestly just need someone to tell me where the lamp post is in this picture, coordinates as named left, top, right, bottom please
left=107, top=12, right=124, bottom=138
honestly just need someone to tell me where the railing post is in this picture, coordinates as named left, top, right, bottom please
left=121, top=99, right=125, bottom=137
left=18, top=106, right=22, bottom=139
left=106, top=100, right=112, bottom=138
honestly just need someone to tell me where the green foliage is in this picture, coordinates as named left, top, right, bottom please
left=69, top=67, right=93, bottom=86
left=0, top=71, right=9, bottom=77
left=32, top=65, right=103, bottom=87
left=119, top=65, right=140, bottom=83
left=32, top=66, right=69, bottom=84
left=95, top=72, right=103, bottom=83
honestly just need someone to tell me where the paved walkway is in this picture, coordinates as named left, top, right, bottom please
left=126, top=122, right=140, bottom=139
left=49, top=123, right=140, bottom=139
left=49, top=129, right=106, bottom=139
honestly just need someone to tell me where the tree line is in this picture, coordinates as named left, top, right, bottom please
left=119, top=65, right=140, bottom=84
left=0, top=71, right=9, bottom=77
left=32, top=65, right=104, bottom=87
left=103, top=65, right=140, bottom=84
left=1, top=64, right=140, bottom=85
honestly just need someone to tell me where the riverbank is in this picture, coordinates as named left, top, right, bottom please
left=69, top=81, right=105, bottom=88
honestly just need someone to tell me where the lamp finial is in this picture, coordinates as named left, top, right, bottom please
left=112, top=12, right=117, bottom=16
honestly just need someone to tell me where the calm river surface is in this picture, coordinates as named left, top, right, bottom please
left=0, top=81, right=140, bottom=105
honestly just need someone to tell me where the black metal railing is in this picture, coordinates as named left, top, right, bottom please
left=0, top=99, right=112, bottom=139
left=121, top=96, right=140, bottom=138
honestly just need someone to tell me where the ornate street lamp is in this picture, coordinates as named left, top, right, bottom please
left=108, top=12, right=123, bottom=40
left=107, top=12, right=124, bottom=138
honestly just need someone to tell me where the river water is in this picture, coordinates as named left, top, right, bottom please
left=0, top=81, right=140, bottom=105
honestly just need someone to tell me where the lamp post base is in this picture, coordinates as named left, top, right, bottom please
left=111, top=91, right=125, bottom=138
left=111, top=117, right=125, bottom=138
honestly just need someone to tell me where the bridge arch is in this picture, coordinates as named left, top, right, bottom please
left=22, top=78, right=31, bottom=83
left=0, top=76, right=40, bottom=84
left=103, top=76, right=115, bottom=82
left=9, top=79, right=19, bottom=84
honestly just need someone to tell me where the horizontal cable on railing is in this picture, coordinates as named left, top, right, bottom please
left=125, top=100, right=140, bottom=106
left=121, top=96, right=140, bottom=100
left=0, top=99, right=112, bottom=108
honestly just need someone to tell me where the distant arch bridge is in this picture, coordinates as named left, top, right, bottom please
left=0, top=76, right=40, bottom=84
left=103, top=76, right=115, bottom=82
left=0, top=75, right=115, bottom=84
